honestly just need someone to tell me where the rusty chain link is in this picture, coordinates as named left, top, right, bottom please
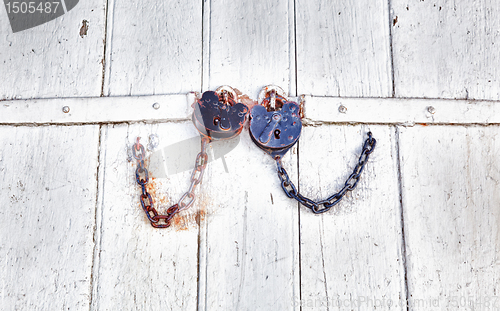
left=276, top=132, right=376, bottom=214
left=133, top=136, right=209, bottom=228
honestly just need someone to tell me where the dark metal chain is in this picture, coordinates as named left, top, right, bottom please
left=133, top=136, right=209, bottom=228
left=276, top=132, right=376, bottom=214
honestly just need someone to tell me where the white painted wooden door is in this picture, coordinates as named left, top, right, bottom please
left=1, top=1, right=500, bottom=310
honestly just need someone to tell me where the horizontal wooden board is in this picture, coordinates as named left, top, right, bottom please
left=399, top=125, right=500, bottom=310
left=5, top=94, right=500, bottom=125
left=0, top=94, right=194, bottom=124
left=0, top=0, right=106, bottom=99
left=0, top=125, right=99, bottom=310
left=298, top=125, right=406, bottom=310
left=303, top=96, right=500, bottom=125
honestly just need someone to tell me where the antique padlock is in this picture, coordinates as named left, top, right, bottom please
left=133, top=86, right=250, bottom=228
left=192, top=86, right=249, bottom=140
left=249, top=85, right=302, bottom=159
left=249, top=85, right=376, bottom=214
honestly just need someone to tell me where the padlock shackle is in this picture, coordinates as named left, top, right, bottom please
left=215, top=85, right=238, bottom=106
left=261, top=92, right=288, bottom=111
left=258, top=85, right=289, bottom=112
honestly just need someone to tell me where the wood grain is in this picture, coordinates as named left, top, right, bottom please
left=0, top=125, right=99, bottom=310
left=0, top=0, right=106, bottom=100
left=91, top=122, right=201, bottom=310
left=198, top=131, right=300, bottom=310
left=201, top=4, right=301, bottom=306
left=3, top=94, right=500, bottom=125
left=206, top=0, right=295, bottom=98
left=299, top=125, right=406, bottom=310
left=102, top=0, right=202, bottom=96
left=0, top=94, right=193, bottom=124
left=303, top=96, right=500, bottom=125
left=3, top=1, right=500, bottom=310
left=296, top=0, right=392, bottom=97
left=392, top=0, right=500, bottom=100
left=398, top=125, right=500, bottom=310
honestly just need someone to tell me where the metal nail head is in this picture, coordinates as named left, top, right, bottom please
left=62, top=106, right=70, bottom=113
left=153, top=103, right=160, bottom=110
left=427, top=106, right=436, bottom=114
left=339, top=105, right=347, bottom=113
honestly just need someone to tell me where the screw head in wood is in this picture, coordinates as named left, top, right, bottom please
left=338, top=104, right=347, bottom=113
left=62, top=106, right=70, bottom=113
left=427, top=106, right=436, bottom=114
left=153, top=102, right=160, bottom=110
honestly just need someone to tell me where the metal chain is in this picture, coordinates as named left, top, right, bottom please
left=276, top=132, right=376, bottom=214
left=132, top=136, right=209, bottom=228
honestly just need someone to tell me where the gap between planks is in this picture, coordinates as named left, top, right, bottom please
left=89, top=125, right=105, bottom=311
left=394, top=126, right=410, bottom=311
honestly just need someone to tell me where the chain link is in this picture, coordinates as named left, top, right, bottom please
left=133, top=136, right=209, bottom=228
left=276, top=132, right=376, bottom=214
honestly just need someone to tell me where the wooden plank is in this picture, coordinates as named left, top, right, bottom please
left=199, top=132, right=300, bottom=310
left=201, top=2, right=299, bottom=308
left=0, top=94, right=194, bottom=124
left=299, top=125, right=406, bottom=310
left=392, top=1, right=500, bottom=100
left=303, top=96, right=500, bottom=125
left=0, top=0, right=106, bottom=99
left=398, top=125, right=500, bottom=310
left=0, top=125, right=99, bottom=310
left=206, top=0, right=295, bottom=98
left=102, top=0, right=202, bottom=96
left=295, top=0, right=392, bottom=97
left=91, top=122, right=200, bottom=310
left=4, top=94, right=500, bottom=125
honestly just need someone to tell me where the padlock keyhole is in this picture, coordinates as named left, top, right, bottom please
left=274, top=129, right=281, bottom=139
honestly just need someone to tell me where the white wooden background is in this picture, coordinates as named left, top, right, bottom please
left=1, top=1, right=500, bottom=310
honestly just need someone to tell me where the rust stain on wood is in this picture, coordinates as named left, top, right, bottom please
left=145, top=177, right=211, bottom=231
left=171, top=208, right=207, bottom=231
left=80, top=20, right=89, bottom=38
left=146, top=177, right=171, bottom=207
left=170, top=193, right=211, bottom=231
